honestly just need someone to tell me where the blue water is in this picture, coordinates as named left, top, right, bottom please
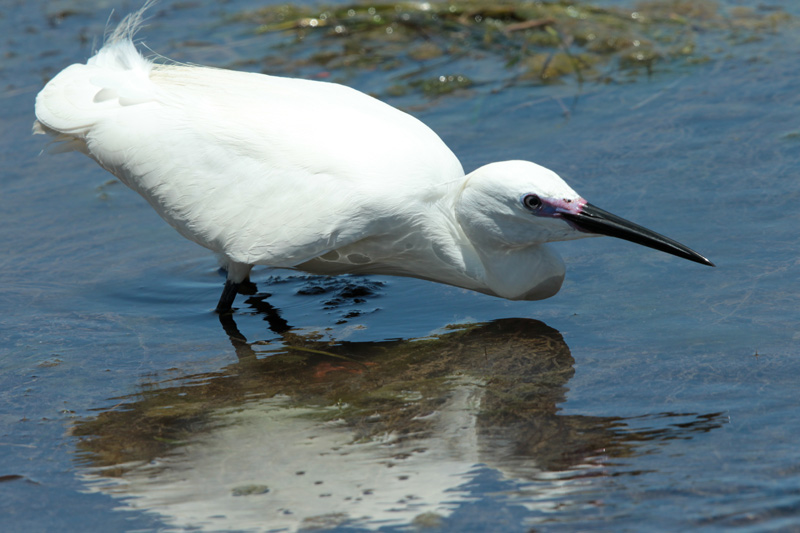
left=2, top=0, right=800, bottom=531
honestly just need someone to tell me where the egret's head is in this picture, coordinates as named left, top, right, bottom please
left=456, top=160, right=589, bottom=248
left=457, top=160, right=714, bottom=266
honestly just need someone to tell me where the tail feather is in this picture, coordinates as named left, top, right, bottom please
left=34, top=1, right=157, bottom=142
left=105, top=0, right=157, bottom=45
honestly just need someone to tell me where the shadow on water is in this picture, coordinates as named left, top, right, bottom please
left=70, top=295, right=727, bottom=532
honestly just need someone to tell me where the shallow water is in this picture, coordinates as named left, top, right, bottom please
left=2, top=0, right=800, bottom=531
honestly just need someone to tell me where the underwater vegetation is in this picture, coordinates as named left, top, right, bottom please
left=233, top=0, right=791, bottom=96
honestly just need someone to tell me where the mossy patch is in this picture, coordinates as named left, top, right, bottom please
left=228, top=0, right=792, bottom=97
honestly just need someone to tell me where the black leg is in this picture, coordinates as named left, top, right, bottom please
left=216, top=280, right=239, bottom=313
left=238, top=278, right=258, bottom=295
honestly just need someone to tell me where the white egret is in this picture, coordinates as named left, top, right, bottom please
left=34, top=5, right=713, bottom=312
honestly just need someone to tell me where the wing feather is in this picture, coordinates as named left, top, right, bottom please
left=35, top=27, right=464, bottom=268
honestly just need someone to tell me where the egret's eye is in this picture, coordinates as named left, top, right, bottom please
left=523, top=194, right=542, bottom=210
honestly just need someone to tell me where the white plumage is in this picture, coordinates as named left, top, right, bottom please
left=34, top=4, right=712, bottom=312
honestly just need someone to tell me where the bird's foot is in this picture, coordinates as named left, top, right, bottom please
left=238, top=279, right=258, bottom=295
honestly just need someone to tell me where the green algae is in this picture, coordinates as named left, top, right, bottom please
left=228, top=0, right=792, bottom=97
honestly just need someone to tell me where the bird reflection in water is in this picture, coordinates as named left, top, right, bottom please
left=73, top=297, right=726, bottom=532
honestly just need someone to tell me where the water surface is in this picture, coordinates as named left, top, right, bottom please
left=2, top=0, right=800, bottom=531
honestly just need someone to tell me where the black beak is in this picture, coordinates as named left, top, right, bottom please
left=562, top=203, right=715, bottom=267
